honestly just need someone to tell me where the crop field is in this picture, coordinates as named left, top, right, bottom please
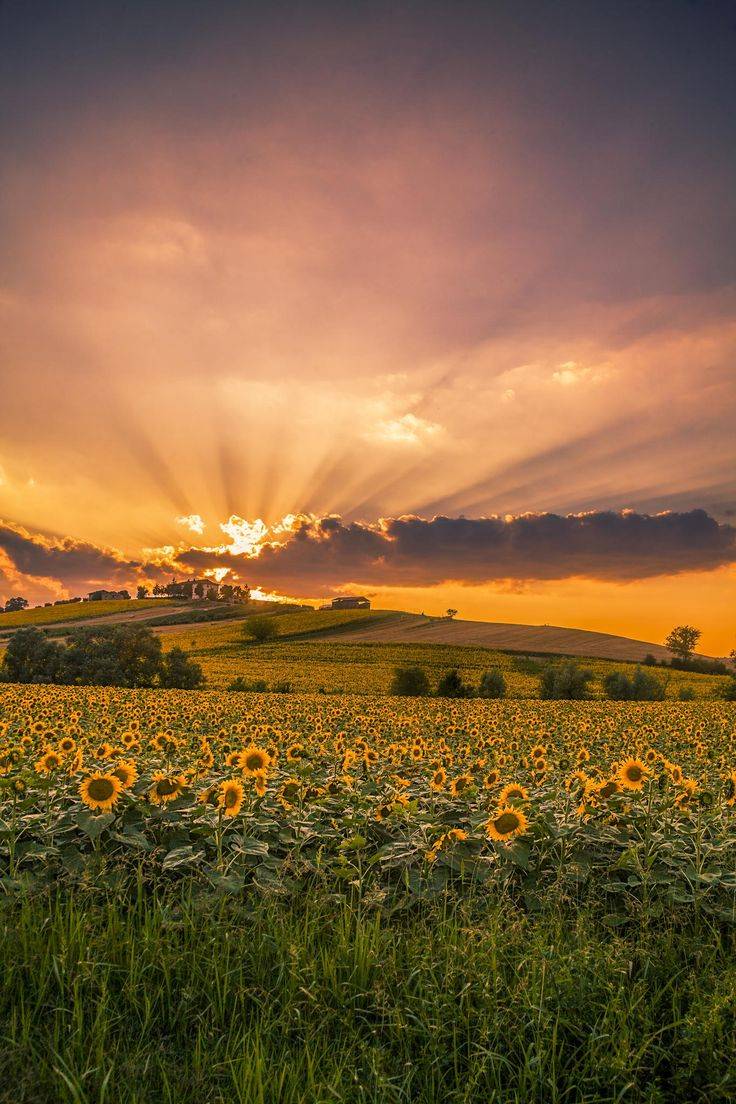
left=0, top=684, right=734, bottom=1102
left=159, top=618, right=727, bottom=698
left=1, top=684, right=734, bottom=902
left=0, top=598, right=177, bottom=632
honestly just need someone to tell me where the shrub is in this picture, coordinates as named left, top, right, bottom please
left=478, top=670, right=506, bottom=698
left=390, top=666, right=430, bottom=696
left=721, top=678, right=736, bottom=701
left=678, top=686, right=695, bottom=701
left=668, top=656, right=730, bottom=675
left=244, top=616, right=278, bottom=643
left=228, top=677, right=268, bottom=692
left=272, top=680, right=294, bottom=694
left=539, top=662, right=592, bottom=700
left=643, top=653, right=659, bottom=666
left=603, top=667, right=665, bottom=702
left=436, top=669, right=473, bottom=698
left=160, top=647, right=205, bottom=689
left=1, top=627, right=64, bottom=684
left=1, top=624, right=204, bottom=689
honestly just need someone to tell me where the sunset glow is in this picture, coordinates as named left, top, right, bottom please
left=0, top=1, right=734, bottom=653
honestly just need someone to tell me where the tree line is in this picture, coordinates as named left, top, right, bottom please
left=0, top=626, right=204, bottom=689
left=389, top=659, right=735, bottom=700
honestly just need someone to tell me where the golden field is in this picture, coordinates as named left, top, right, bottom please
left=159, top=616, right=728, bottom=697
left=1, top=683, right=734, bottom=913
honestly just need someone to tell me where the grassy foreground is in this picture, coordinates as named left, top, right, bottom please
left=0, top=883, right=734, bottom=1104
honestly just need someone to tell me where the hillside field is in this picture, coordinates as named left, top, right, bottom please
left=160, top=613, right=728, bottom=698
left=0, top=598, right=178, bottom=633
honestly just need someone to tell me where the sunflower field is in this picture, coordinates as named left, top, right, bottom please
left=1, top=683, right=734, bottom=921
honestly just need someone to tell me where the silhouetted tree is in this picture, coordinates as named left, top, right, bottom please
left=4, top=596, right=29, bottom=613
left=136, top=585, right=149, bottom=600
left=664, top=625, right=701, bottom=661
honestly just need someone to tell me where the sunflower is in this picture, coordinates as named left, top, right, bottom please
left=58, top=736, right=76, bottom=755
left=218, top=778, right=244, bottom=817
left=430, top=767, right=447, bottom=792
left=486, top=805, right=529, bottom=842
left=450, top=773, right=474, bottom=797
left=617, top=758, right=649, bottom=791
left=239, top=746, right=271, bottom=775
left=149, top=772, right=186, bottom=804
left=675, top=779, right=698, bottom=809
left=725, top=770, right=736, bottom=806
left=79, top=772, right=122, bottom=813
left=498, top=782, right=529, bottom=804
left=253, top=773, right=267, bottom=797
left=483, top=769, right=501, bottom=789
left=35, top=750, right=62, bottom=774
left=112, top=760, right=138, bottom=789
left=279, top=778, right=302, bottom=806
left=198, top=785, right=218, bottom=807
left=286, top=744, right=305, bottom=763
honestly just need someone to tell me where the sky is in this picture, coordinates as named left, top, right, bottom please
left=0, top=0, right=735, bottom=653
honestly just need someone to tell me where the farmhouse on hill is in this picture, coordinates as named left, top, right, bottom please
left=320, top=595, right=371, bottom=611
left=87, top=589, right=131, bottom=601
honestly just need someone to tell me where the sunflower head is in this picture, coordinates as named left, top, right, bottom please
left=430, top=767, right=447, bottom=791
left=617, top=758, right=649, bottom=791
left=486, top=805, right=529, bottom=842
left=35, top=751, right=62, bottom=774
left=113, top=760, right=138, bottom=789
left=239, top=746, right=271, bottom=775
left=80, top=772, right=122, bottom=813
left=149, top=773, right=186, bottom=804
left=218, top=778, right=244, bottom=817
left=498, top=782, right=529, bottom=805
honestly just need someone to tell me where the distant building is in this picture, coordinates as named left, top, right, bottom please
left=87, top=589, right=131, bottom=601
left=320, top=596, right=371, bottom=611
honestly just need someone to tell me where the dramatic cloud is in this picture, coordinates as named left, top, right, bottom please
left=0, top=520, right=171, bottom=599
left=174, top=509, right=736, bottom=594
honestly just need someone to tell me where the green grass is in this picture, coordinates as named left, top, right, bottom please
left=0, top=882, right=733, bottom=1103
left=0, top=599, right=176, bottom=632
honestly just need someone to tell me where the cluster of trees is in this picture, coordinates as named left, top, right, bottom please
left=0, top=626, right=204, bottom=689
left=389, top=660, right=685, bottom=701
left=141, top=581, right=250, bottom=602
left=2, top=596, right=29, bottom=613
left=390, top=667, right=507, bottom=699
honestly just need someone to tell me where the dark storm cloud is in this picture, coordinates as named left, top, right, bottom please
left=0, top=522, right=157, bottom=594
left=174, top=510, right=736, bottom=594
